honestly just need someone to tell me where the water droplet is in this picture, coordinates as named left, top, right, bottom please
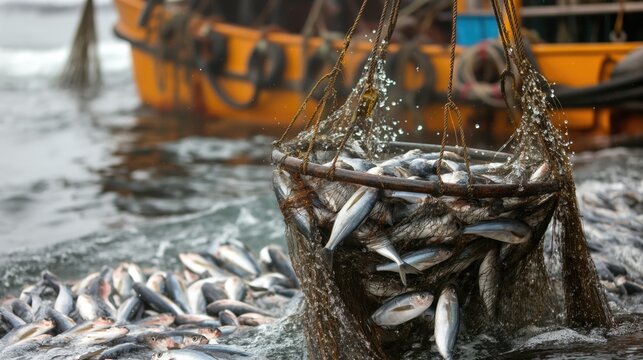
left=417, top=125, right=423, bottom=131
left=475, top=124, right=480, bottom=129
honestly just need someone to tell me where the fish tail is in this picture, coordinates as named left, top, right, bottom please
left=402, top=262, right=423, bottom=275
left=321, top=248, right=334, bottom=270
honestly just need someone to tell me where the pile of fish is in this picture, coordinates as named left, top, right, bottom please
left=274, top=144, right=557, bottom=359
left=0, top=241, right=300, bottom=359
left=577, top=180, right=643, bottom=305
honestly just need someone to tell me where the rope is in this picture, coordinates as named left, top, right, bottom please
left=436, top=0, right=473, bottom=197
left=274, top=0, right=369, bottom=155
left=610, top=0, right=627, bottom=42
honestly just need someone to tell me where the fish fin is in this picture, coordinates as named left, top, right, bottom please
left=392, top=305, right=414, bottom=312
left=402, top=263, right=423, bottom=275
left=397, top=263, right=422, bottom=286
left=321, top=248, right=334, bottom=270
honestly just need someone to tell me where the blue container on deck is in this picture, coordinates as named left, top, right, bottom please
left=457, top=15, right=499, bottom=46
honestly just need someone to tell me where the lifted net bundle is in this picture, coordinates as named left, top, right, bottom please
left=272, top=1, right=611, bottom=359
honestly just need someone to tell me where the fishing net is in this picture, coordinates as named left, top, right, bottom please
left=58, top=0, right=101, bottom=96
left=272, top=1, right=612, bottom=359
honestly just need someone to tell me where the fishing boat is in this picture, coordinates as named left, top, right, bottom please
left=112, top=0, right=643, bottom=145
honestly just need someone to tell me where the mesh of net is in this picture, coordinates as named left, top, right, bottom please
left=58, top=0, right=101, bottom=96
left=272, top=1, right=612, bottom=359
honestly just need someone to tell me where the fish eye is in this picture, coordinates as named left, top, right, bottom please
left=192, top=336, right=198, bottom=342
left=150, top=336, right=156, bottom=342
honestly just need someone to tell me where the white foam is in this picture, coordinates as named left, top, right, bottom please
left=0, top=41, right=130, bottom=78
left=522, top=328, right=606, bottom=348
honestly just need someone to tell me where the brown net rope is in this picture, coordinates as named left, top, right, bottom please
left=58, top=0, right=101, bottom=96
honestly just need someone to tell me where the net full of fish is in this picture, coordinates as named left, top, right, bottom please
left=0, top=241, right=301, bottom=359
left=273, top=141, right=559, bottom=360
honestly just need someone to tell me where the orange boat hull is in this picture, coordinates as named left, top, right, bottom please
left=114, top=0, right=642, bottom=144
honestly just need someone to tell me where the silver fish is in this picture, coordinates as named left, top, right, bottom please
left=152, top=349, right=218, bottom=360
left=238, top=312, right=276, bottom=326
left=134, top=313, right=175, bottom=327
left=271, top=169, right=293, bottom=200
left=224, top=276, right=247, bottom=301
left=206, top=299, right=273, bottom=317
left=179, top=253, right=227, bottom=278
left=42, top=271, right=74, bottom=316
left=312, top=202, right=336, bottom=227
left=324, top=173, right=381, bottom=260
left=371, top=291, right=434, bottom=326
left=306, top=177, right=356, bottom=212
left=370, top=201, right=393, bottom=225
left=187, top=278, right=223, bottom=314
left=390, top=213, right=460, bottom=242
left=211, top=243, right=261, bottom=278
left=248, top=273, right=292, bottom=291
left=468, top=162, right=505, bottom=174
left=116, top=296, right=142, bottom=324
left=259, top=245, right=299, bottom=288
left=138, top=332, right=180, bottom=351
left=190, top=327, right=222, bottom=341
left=0, top=318, right=55, bottom=346
left=439, top=171, right=469, bottom=185
left=97, top=343, right=147, bottom=360
left=529, top=162, right=550, bottom=182
left=63, top=317, right=115, bottom=337
left=366, top=237, right=421, bottom=286
left=478, top=249, right=499, bottom=319
left=463, top=219, right=532, bottom=244
left=174, top=313, right=219, bottom=326
left=75, top=326, right=129, bottom=346
left=71, top=272, right=100, bottom=295
left=182, top=344, right=253, bottom=358
left=8, top=299, right=31, bottom=324
left=435, top=285, right=460, bottom=360
left=386, top=190, right=431, bottom=204
left=339, top=157, right=375, bottom=172
left=158, top=331, right=210, bottom=348
left=132, top=282, right=185, bottom=316
left=420, top=151, right=464, bottom=162
left=375, top=246, right=453, bottom=273
left=0, top=307, right=26, bottom=330
left=147, top=271, right=167, bottom=294
left=77, top=293, right=113, bottom=321
left=112, top=263, right=134, bottom=298
left=218, top=309, right=240, bottom=327
left=166, top=272, right=192, bottom=314
left=273, top=172, right=314, bottom=240
left=442, top=197, right=503, bottom=224
left=44, top=306, right=75, bottom=333
left=202, top=282, right=228, bottom=304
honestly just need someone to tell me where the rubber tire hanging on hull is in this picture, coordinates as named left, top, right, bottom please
left=385, top=43, right=435, bottom=107
left=304, top=43, right=350, bottom=100
left=200, top=37, right=286, bottom=109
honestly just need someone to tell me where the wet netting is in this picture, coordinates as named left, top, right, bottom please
left=58, top=0, right=101, bottom=96
left=271, top=0, right=612, bottom=359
